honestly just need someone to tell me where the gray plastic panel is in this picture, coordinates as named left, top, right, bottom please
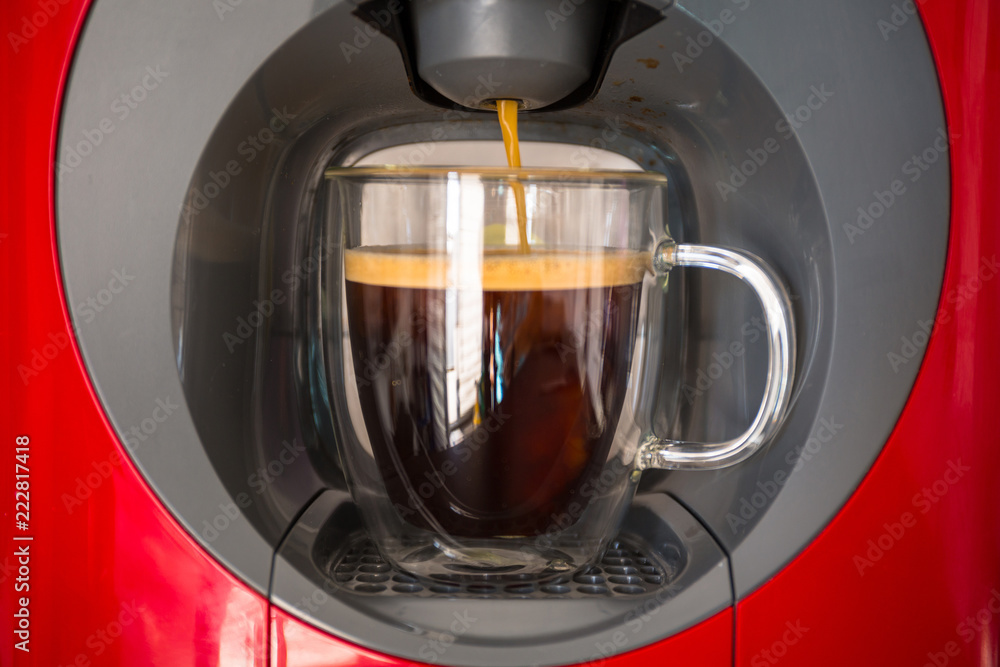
left=411, top=0, right=610, bottom=110
left=56, top=0, right=947, bottom=660
left=56, top=0, right=331, bottom=592
left=643, top=0, right=949, bottom=597
left=273, top=491, right=731, bottom=667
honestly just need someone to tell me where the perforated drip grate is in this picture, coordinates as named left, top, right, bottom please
left=328, top=536, right=674, bottom=597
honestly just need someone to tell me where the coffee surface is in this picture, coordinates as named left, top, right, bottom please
left=345, top=246, right=649, bottom=290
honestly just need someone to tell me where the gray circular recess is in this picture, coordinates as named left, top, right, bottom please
left=56, top=0, right=340, bottom=593
left=632, top=0, right=949, bottom=599
left=56, top=0, right=947, bottom=662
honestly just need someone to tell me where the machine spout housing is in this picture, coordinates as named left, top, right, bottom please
left=410, top=0, right=611, bottom=110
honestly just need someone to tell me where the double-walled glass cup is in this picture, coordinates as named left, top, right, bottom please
left=318, top=167, right=794, bottom=583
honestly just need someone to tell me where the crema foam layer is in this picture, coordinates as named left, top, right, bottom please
left=345, top=246, right=650, bottom=291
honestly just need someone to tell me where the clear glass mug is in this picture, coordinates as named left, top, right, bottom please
left=318, top=167, right=794, bottom=582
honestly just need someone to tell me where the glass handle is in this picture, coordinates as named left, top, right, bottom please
left=638, top=241, right=796, bottom=470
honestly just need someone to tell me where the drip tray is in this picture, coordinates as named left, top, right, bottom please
left=271, top=489, right=731, bottom=667
left=329, top=536, right=676, bottom=598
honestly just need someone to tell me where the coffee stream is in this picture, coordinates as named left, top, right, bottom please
left=496, top=99, right=530, bottom=253
left=491, top=100, right=542, bottom=429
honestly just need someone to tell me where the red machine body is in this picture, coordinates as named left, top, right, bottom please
left=1, top=0, right=997, bottom=665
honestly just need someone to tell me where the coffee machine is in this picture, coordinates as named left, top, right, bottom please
left=7, top=0, right=999, bottom=664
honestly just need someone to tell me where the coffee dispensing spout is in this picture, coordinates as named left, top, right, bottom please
left=357, top=0, right=669, bottom=112
left=409, top=0, right=609, bottom=111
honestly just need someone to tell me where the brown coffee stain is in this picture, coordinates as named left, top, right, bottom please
left=637, top=58, right=659, bottom=69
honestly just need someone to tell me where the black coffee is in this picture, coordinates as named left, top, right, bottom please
left=345, top=247, right=646, bottom=538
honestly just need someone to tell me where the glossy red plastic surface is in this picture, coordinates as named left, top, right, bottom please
left=271, top=606, right=732, bottom=667
left=1, top=1, right=269, bottom=665
left=3, top=0, right=997, bottom=665
left=735, top=2, right=1000, bottom=666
